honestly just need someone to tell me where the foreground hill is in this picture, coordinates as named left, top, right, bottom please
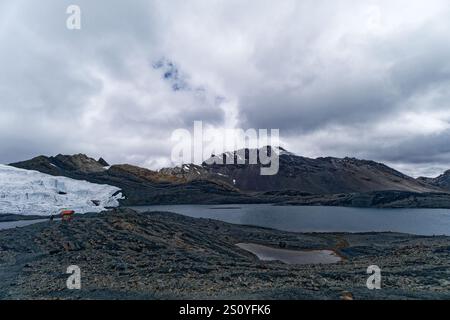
left=1, top=208, right=449, bottom=299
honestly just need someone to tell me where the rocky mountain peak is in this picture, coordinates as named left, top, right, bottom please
left=52, top=154, right=106, bottom=173
left=10, top=153, right=108, bottom=176
left=420, top=169, right=450, bottom=190
left=98, top=157, right=110, bottom=167
left=9, top=149, right=448, bottom=204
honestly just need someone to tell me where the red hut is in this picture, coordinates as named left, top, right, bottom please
left=61, top=210, right=75, bottom=221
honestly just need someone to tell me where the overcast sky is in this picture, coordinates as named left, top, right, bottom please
left=1, top=0, right=450, bottom=177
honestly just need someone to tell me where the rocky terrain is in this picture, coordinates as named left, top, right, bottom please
left=204, top=148, right=443, bottom=193
left=10, top=155, right=254, bottom=206
left=1, top=208, right=450, bottom=300
left=9, top=149, right=450, bottom=208
left=266, top=190, right=450, bottom=208
left=418, top=170, right=450, bottom=191
left=11, top=154, right=109, bottom=176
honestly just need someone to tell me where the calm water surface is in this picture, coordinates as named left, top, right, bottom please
left=130, top=204, right=450, bottom=236
left=236, top=243, right=342, bottom=265
left=2, top=204, right=449, bottom=236
left=0, top=219, right=49, bottom=231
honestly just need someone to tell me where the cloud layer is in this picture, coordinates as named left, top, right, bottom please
left=1, top=0, right=450, bottom=177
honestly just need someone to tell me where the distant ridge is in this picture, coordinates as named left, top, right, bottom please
left=180, top=146, right=442, bottom=194
left=418, top=170, right=450, bottom=191
left=8, top=148, right=450, bottom=208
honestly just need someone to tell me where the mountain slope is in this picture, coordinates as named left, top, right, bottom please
left=9, top=150, right=447, bottom=208
left=418, top=170, right=450, bottom=191
left=11, top=154, right=108, bottom=176
left=197, top=147, right=442, bottom=194
left=10, top=155, right=253, bottom=206
left=0, top=165, right=122, bottom=215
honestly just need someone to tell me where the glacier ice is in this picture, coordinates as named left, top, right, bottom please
left=0, top=164, right=123, bottom=215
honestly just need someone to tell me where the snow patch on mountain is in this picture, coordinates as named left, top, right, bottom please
left=0, top=164, right=123, bottom=215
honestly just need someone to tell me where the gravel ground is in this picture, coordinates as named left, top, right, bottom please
left=1, top=208, right=450, bottom=300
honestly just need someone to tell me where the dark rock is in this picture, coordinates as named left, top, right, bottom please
left=91, top=200, right=101, bottom=206
left=418, top=170, right=450, bottom=191
left=98, top=158, right=110, bottom=167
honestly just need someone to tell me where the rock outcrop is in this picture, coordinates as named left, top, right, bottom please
left=418, top=170, right=450, bottom=191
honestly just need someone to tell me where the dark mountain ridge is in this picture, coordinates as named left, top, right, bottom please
left=418, top=170, right=450, bottom=191
left=195, top=147, right=442, bottom=194
left=8, top=148, right=450, bottom=208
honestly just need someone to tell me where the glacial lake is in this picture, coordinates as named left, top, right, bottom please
left=130, top=204, right=450, bottom=236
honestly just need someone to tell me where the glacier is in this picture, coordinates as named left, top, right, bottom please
left=0, top=164, right=123, bottom=215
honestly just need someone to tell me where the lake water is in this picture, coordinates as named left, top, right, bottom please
left=236, top=243, right=342, bottom=265
left=0, top=219, right=49, bottom=231
left=130, top=204, right=450, bottom=236
left=2, top=204, right=450, bottom=236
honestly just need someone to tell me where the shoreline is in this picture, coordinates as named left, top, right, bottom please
left=1, top=208, right=450, bottom=300
left=2, top=203, right=450, bottom=236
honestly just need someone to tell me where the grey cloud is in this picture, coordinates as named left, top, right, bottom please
left=0, top=0, right=225, bottom=168
left=1, top=0, right=450, bottom=176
